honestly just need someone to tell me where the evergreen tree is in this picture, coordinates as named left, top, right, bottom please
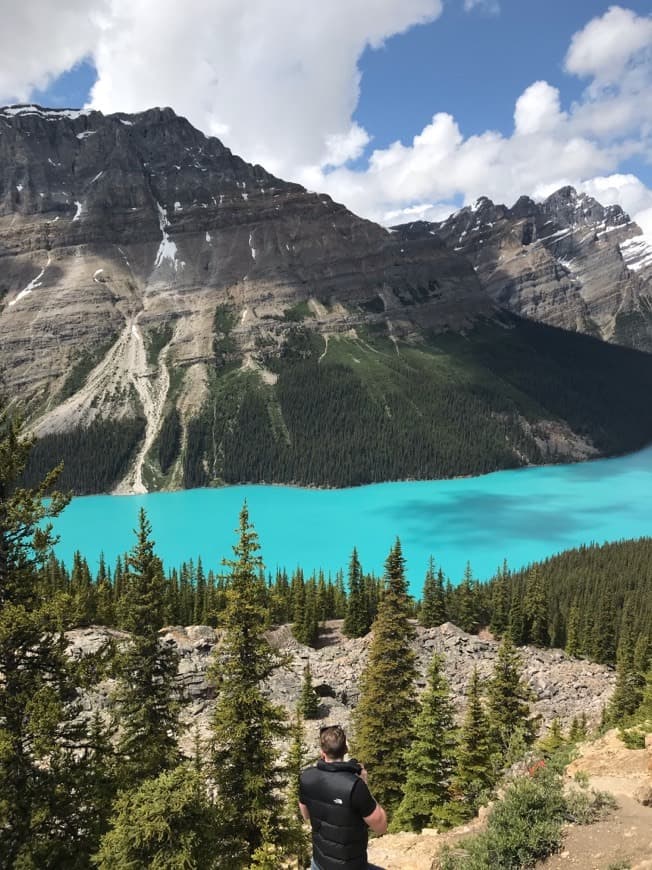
left=524, top=566, right=549, bottom=646
left=286, top=706, right=311, bottom=870
left=302, top=580, right=319, bottom=647
left=208, top=504, right=292, bottom=867
left=456, top=562, right=480, bottom=634
left=112, top=509, right=180, bottom=788
left=451, top=668, right=495, bottom=814
left=94, top=764, right=218, bottom=869
left=608, top=633, right=645, bottom=723
left=0, top=408, right=100, bottom=866
left=489, top=561, right=510, bottom=637
left=343, top=547, right=370, bottom=638
left=508, top=586, right=526, bottom=646
left=353, top=539, right=417, bottom=812
left=565, top=601, right=581, bottom=657
left=299, top=663, right=320, bottom=719
left=537, top=718, right=566, bottom=756
left=392, top=654, right=458, bottom=832
left=486, top=635, right=536, bottom=753
left=419, top=557, right=446, bottom=628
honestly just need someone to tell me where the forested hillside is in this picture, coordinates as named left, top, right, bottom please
left=22, top=313, right=652, bottom=493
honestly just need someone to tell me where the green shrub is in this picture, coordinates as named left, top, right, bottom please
left=565, top=785, right=617, bottom=824
left=618, top=727, right=646, bottom=750
left=439, top=766, right=566, bottom=869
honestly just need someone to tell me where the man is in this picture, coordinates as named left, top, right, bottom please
left=299, top=724, right=387, bottom=870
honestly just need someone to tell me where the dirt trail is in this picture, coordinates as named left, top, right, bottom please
left=366, top=730, right=652, bottom=870
left=536, top=731, right=652, bottom=870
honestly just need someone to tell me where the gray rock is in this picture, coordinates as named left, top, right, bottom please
left=395, top=186, right=652, bottom=355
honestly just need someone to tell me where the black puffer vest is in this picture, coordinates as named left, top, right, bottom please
left=300, top=760, right=369, bottom=870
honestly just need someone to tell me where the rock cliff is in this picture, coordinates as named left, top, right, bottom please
left=0, top=104, right=485, bottom=426
left=395, top=186, right=652, bottom=351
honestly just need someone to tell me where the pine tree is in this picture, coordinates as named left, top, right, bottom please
left=565, top=601, right=581, bottom=657
left=302, top=580, right=319, bottom=647
left=286, top=706, right=311, bottom=869
left=208, top=503, right=292, bottom=867
left=489, top=560, right=510, bottom=637
left=343, top=547, right=370, bottom=638
left=524, top=566, right=549, bottom=647
left=451, top=668, right=495, bottom=813
left=486, top=635, right=536, bottom=752
left=508, top=585, right=526, bottom=646
left=608, top=629, right=644, bottom=722
left=299, top=663, right=320, bottom=719
left=419, top=557, right=446, bottom=628
left=353, top=539, right=417, bottom=812
left=392, top=654, right=458, bottom=832
left=112, top=508, right=180, bottom=788
left=538, top=718, right=565, bottom=756
left=456, top=562, right=480, bottom=634
left=0, top=406, right=102, bottom=866
left=95, top=763, right=219, bottom=868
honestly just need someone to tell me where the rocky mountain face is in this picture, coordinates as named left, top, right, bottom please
left=395, top=187, right=652, bottom=351
left=0, top=104, right=484, bottom=441
left=5, top=105, right=652, bottom=494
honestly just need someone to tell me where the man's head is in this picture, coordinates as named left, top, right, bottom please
left=319, top=724, right=347, bottom=761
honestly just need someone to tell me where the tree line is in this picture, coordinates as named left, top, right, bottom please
left=40, top=534, right=651, bottom=671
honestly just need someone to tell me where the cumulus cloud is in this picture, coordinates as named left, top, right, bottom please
left=86, top=0, right=443, bottom=177
left=0, top=0, right=106, bottom=102
left=307, top=6, right=652, bottom=225
left=2, top=1, right=652, bottom=235
left=514, top=81, right=567, bottom=136
left=565, top=5, right=652, bottom=83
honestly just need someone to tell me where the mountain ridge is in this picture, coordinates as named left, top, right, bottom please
left=394, top=185, right=652, bottom=351
left=4, top=105, right=652, bottom=493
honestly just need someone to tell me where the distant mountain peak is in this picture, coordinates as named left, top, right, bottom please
left=393, top=184, right=652, bottom=352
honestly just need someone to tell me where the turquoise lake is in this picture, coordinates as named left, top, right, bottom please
left=51, top=445, right=652, bottom=594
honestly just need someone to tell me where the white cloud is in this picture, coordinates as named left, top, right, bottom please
left=86, top=0, right=443, bottom=177
left=306, top=6, right=652, bottom=225
left=514, top=81, right=566, bottom=136
left=0, top=0, right=106, bottom=102
left=2, top=1, right=652, bottom=235
left=464, top=0, right=500, bottom=15
left=565, top=5, right=652, bottom=83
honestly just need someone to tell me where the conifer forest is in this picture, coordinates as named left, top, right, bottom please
left=1, top=404, right=651, bottom=868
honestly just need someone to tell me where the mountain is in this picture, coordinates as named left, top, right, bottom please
left=394, top=186, right=652, bottom=351
left=4, top=105, right=652, bottom=494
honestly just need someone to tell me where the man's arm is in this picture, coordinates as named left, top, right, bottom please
left=299, top=801, right=311, bottom=822
left=363, top=803, right=388, bottom=835
left=351, top=772, right=388, bottom=835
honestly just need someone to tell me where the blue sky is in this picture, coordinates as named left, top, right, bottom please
left=3, top=1, right=652, bottom=229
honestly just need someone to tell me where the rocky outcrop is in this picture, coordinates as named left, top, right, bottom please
left=66, top=621, right=616, bottom=745
left=395, top=186, right=652, bottom=352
